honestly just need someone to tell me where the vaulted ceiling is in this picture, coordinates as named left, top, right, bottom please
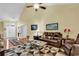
left=0, top=3, right=65, bottom=21
left=0, top=3, right=25, bottom=20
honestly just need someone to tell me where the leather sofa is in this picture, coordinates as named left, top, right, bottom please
left=62, top=34, right=79, bottom=56
left=43, top=32, right=62, bottom=47
left=34, top=32, right=62, bottom=48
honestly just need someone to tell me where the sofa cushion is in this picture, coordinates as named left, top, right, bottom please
left=50, top=40, right=58, bottom=43
left=53, top=37, right=60, bottom=40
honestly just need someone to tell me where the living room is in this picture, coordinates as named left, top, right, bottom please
left=0, top=3, right=79, bottom=56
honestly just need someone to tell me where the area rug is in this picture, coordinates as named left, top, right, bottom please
left=5, top=40, right=66, bottom=56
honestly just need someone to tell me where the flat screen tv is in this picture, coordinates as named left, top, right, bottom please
left=31, top=24, right=37, bottom=30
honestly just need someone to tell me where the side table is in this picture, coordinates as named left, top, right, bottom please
left=33, top=36, right=42, bottom=40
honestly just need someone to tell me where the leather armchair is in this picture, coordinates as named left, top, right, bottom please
left=71, top=44, right=79, bottom=56
left=63, top=34, right=79, bottom=56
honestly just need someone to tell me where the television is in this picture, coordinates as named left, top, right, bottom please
left=31, top=24, right=37, bottom=30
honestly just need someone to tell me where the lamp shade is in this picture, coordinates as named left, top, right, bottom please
left=68, top=29, right=71, bottom=32
left=64, top=28, right=67, bottom=32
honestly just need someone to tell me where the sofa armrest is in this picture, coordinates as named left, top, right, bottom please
left=53, top=37, right=62, bottom=47
left=64, top=39, right=75, bottom=44
left=73, top=44, right=79, bottom=46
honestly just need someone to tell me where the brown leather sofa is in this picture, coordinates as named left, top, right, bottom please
left=62, top=34, right=79, bottom=56
left=34, top=32, right=62, bottom=48
left=43, top=32, right=62, bottom=39
left=43, top=32, right=62, bottom=47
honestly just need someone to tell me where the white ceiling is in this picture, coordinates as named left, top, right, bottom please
left=0, top=3, right=25, bottom=20
left=0, top=3, right=65, bottom=21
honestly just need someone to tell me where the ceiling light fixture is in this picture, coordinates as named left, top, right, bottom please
left=34, top=3, right=39, bottom=11
left=26, top=3, right=46, bottom=12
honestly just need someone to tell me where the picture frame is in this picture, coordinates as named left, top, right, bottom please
left=31, top=24, right=37, bottom=30
left=46, top=23, right=58, bottom=30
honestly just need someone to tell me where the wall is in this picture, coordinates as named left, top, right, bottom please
left=19, top=4, right=79, bottom=39
left=0, top=21, right=3, bottom=35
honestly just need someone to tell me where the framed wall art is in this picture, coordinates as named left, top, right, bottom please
left=46, top=23, right=58, bottom=30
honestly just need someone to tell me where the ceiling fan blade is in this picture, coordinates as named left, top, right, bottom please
left=39, top=3, right=42, bottom=4
left=26, top=5, right=33, bottom=8
left=35, top=9, right=38, bottom=11
left=40, top=6, right=46, bottom=9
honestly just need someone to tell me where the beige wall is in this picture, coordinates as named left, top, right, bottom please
left=19, top=4, right=79, bottom=39
left=0, top=21, right=3, bottom=35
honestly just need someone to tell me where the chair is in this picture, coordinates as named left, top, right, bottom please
left=63, top=34, right=79, bottom=56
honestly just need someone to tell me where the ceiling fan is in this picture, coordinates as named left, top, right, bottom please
left=26, top=3, right=46, bottom=11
